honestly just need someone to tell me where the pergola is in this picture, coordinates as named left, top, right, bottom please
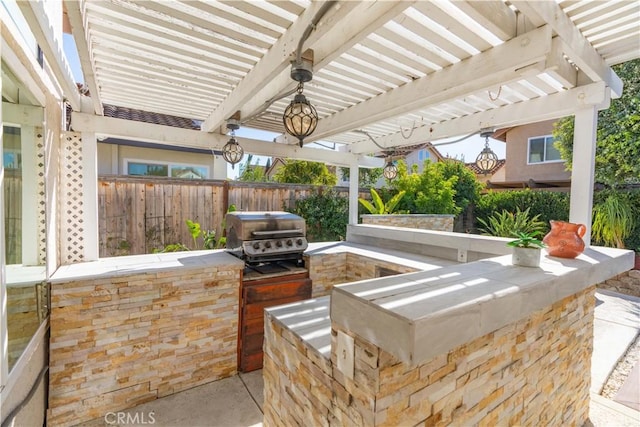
left=14, top=0, right=640, bottom=260
left=2, top=2, right=640, bottom=422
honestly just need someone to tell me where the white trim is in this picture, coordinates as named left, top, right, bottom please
left=526, top=134, right=565, bottom=165
left=348, top=163, right=359, bottom=226
left=0, top=62, right=8, bottom=389
left=16, top=1, right=81, bottom=110
left=0, top=317, right=49, bottom=405
left=123, top=158, right=211, bottom=179
left=82, top=132, right=99, bottom=262
left=21, top=125, right=39, bottom=265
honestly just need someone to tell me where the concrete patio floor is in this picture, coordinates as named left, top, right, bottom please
left=87, top=290, right=639, bottom=427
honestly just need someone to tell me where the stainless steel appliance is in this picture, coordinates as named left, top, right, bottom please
left=225, top=211, right=308, bottom=264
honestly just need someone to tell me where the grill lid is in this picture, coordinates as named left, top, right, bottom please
left=226, top=211, right=306, bottom=242
left=225, top=211, right=308, bottom=263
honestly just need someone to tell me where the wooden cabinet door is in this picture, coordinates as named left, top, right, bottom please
left=239, top=272, right=311, bottom=372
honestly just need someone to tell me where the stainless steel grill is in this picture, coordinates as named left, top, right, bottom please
left=225, top=211, right=308, bottom=264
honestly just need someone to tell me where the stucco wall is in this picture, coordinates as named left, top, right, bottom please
left=97, top=142, right=227, bottom=179
left=503, top=119, right=571, bottom=183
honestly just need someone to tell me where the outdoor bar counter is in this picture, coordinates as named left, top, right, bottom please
left=47, top=251, right=245, bottom=426
left=264, top=226, right=634, bottom=426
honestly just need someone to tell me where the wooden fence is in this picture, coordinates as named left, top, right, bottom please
left=98, top=175, right=369, bottom=257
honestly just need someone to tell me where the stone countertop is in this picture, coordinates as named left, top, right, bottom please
left=49, top=250, right=245, bottom=284
left=331, top=247, right=635, bottom=366
left=304, top=241, right=458, bottom=271
left=6, top=265, right=47, bottom=286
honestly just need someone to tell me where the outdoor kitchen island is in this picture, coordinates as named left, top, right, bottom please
left=264, top=226, right=635, bottom=426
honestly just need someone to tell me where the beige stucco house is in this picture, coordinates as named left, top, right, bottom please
left=94, top=105, right=228, bottom=179
left=488, top=119, right=571, bottom=190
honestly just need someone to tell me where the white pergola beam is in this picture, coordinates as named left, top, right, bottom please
left=17, top=0, right=81, bottom=111
left=307, top=26, right=553, bottom=143
left=569, top=107, right=598, bottom=246
left=546, top=38, right=578, bottom=89
left=1, top=102, right=44, bottom=127
left=64, top=0, right=103, bottom=115
left=70, top=112, right=382, bottom=168
left=512, top=0, right=623, bottom=97
left=203, top=1, right=414, bottom=133
left=453, top=0, right=518, bottom=41
left=347, top=82, right=609, bottom=154
left=201, top=1, right=359, bottom=132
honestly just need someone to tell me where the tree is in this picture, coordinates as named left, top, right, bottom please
left=435, top=159, right=483, bottom=212
left=238, top=154, right=268, bottom=182
left=390, top=160, right=459, bottom=214
left=553, top=59, right=640, bottom=187
left=272, top=160, right=337, bottom=186
left=339, top=167, right=383, bottom=187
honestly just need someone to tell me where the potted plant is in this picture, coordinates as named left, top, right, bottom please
left=508, top=232, right=545, bottom=267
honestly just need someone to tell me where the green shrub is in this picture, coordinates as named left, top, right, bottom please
left=359, top=188, right=406, bottom=214
left=475, top=190, right=569, bottom=233
left=390, top=160, right=459, bottom=215
left=477, top=207, right=546, bottom=238
left=287, top=189, right=348, bottom=242
left=593, top=189, right=639, bottom=251
left=435, top=160, right=483, bottom=212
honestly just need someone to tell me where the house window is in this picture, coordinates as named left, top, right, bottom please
left=125, top=160, right=208, bottom=179
left=528, top=135, right=562, bottom=164
left=418, top=150, right=430, bottom=161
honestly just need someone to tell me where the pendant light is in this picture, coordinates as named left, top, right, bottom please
left=283, top=59, right=318, bottom=147
left=475, top=131, right=498, bottom=174
left=222, top=119, right=243, bottom=166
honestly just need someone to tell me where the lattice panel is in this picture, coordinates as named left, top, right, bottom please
left=36, top=128, right=46, bottom=265
left=60, top=132, right=85, bottom=263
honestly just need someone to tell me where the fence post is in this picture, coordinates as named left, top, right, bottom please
left=223, top=180, right=229, bottom=214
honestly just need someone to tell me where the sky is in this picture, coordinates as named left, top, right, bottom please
left=62, top=34, right=505, bottom=180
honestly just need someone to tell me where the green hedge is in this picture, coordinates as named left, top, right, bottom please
left=476, top=188, right=640, bottom=251
left=475, top=190, right=570, bottom=234
left=286, top=189, right=349, bottom=242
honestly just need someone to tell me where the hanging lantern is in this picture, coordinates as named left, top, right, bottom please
left=475, top=134, right=498, bottom=174
left=283, top=82, right=318, bottom=147
left=222, top=119, right=243, bottom=166
left=383, top=159, right=398, bottom=180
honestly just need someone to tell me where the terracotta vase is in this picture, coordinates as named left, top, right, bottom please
left=543, top=221, right=586, bottom=258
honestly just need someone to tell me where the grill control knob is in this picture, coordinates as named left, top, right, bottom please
left=286, top=239, right=293, bottom=246
left=296, top=239, right=303, bottom=246
left=276, top=240, right=283, bottom=248
left=265, top=241, right=272, bottom=248
left=253, top=242, right=260, bottom=250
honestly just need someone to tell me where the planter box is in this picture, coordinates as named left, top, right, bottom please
left=361, top=214, right=454, bottom=232
left=512, top=247, right=541, bottom=267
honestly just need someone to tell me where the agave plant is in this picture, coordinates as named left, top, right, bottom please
left=507, top=231, right=545, bottom=249
left=477, top=207, right=546, bottom=238
left=358, top=188, right=406, bottom=214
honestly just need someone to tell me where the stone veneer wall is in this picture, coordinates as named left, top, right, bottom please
left=361, top=214, right=454, bottom=232
left=305, top=252, right=419, bottom=298
left=264, top=286, right=594, bottom=426
left=7, top=285, right=41, bottom=369
left=48, top=265, right=242, bottom=426
left=597, top=269, right=640, bottom=298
